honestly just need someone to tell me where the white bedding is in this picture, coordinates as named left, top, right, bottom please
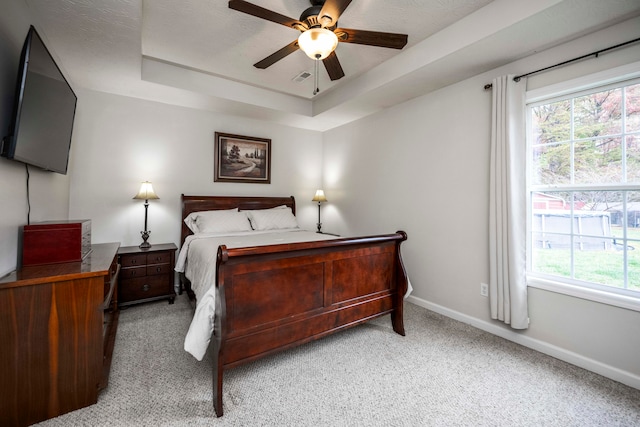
left=176, top=229, right=339, bottom=360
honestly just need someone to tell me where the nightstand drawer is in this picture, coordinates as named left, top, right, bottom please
left=121, top=252, right=171, bottom=268
left=147, top=252, right=171, bottom=265
left=120, top=253, right=147, bottom=267
left=120, top=266, right=146, bottom=279
left=147, top=263, right=172, bottom=276
left=119, top=276, right=171, bottom=302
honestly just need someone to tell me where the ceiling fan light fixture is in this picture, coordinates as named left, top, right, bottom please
left=297, top=28, right=338, bottom=60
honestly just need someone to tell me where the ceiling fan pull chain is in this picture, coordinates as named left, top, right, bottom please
left=313, top=55, right=320, bottom=95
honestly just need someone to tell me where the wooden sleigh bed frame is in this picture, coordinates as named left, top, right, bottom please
left=179, top=195, right=408, bottom=416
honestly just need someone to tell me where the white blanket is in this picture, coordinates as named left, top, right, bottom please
left=176, top=229, right=338, bottom=360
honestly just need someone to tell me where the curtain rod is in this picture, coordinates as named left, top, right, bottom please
left=483, top=37, right=640, bottom=90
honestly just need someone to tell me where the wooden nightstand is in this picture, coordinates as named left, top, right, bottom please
left=118, top=243, right=177, bottom=307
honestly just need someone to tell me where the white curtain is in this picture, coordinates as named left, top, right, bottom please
left=489, top=75, right=529, bottom=329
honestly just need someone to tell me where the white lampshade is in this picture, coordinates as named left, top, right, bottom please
left=133, top=181, right=160, bottom=200
left=312, top=189, right=327, bottom=202
left=298, top=28, right=338, bottom=60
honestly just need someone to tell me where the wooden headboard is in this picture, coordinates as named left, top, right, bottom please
left=180, top=195, right=296, bottom=247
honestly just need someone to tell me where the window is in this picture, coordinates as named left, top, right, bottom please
left=526, top=76, right=640, bottom=306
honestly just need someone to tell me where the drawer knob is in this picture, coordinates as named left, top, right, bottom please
left=142, top=284, right=150, bottom=292
left=156, top=267, right=162, bottom=273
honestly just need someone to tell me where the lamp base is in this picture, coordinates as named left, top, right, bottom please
left=139, top=230, right=151, bottom=249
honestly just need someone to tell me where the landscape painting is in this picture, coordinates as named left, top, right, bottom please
left=214, top=132, right=271, bottom=183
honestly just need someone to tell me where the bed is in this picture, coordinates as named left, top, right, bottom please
left=176, top=194, right=409, bottom=416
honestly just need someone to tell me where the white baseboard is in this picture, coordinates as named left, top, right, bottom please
left=405, top=295, right=640, bottom=391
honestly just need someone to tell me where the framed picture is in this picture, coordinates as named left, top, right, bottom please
left=214, top=132, right=271, bottom=184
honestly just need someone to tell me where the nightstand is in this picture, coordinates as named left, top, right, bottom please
left=118, top=243, right=177, bottom=307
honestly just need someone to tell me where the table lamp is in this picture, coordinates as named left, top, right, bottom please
left=133, top=181, right=159, bottom=248
left=312, top=189, right=327, bottom=233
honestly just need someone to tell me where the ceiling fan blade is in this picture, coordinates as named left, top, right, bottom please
left=322, top=51, right=345, bottom=81
left=229, top=0, right=304, bottom=30
left=254, top=40, right=299, bottom=69
left=318, top=0, right=353, bottom=27
left=335, top=28, right=408, bottom=49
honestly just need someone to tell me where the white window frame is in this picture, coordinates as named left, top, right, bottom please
left=525, top=61, right=640, bottom=312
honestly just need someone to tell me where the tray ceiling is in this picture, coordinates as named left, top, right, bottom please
left=21, top=0, right=640, bottom=131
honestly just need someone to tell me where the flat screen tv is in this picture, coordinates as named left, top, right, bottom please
left=1, top=26, right=77, bottom=175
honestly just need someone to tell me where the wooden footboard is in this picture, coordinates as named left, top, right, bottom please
left=209, top=231, right=408, bottom=416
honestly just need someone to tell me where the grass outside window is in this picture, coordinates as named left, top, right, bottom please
left=532, top=227, right=640, bottom=293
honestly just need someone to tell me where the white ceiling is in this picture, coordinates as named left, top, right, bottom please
left=23, top=0, right=640, bottom=131
left=141, top=0, right=494, bottom=97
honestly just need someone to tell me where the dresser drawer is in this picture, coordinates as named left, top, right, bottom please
left=103, top=252, right=120, bottom=309
left=119, top=275, right=172, bottom=302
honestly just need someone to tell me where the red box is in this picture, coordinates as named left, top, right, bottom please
left=22, top=220, right=91, bottom=266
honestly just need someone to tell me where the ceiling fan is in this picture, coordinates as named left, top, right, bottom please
left=228, top=0, right=408, bottom=92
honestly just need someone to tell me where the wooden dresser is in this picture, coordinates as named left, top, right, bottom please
left=0, top=242, right=120, bottom=427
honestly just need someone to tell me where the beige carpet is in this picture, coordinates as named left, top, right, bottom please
left=35, top=293, right=640, bottom=426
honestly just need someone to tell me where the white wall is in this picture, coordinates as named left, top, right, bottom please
left=68, top=90, right=323, bottom=248
left=322, top=17, right=640, bottom=386
left=0, top=1, right=71, bottom=276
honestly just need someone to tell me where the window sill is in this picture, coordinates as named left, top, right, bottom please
left=527, top=276, right=640, bottom=313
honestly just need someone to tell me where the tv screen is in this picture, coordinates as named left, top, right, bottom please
left=1, top=26, right=77, bottom=175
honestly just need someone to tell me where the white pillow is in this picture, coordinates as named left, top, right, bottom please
left=241, top=205, right=288, bottom=212
left=198, top=210, right=252, bottom=233
left=184, top=208, right=252, bottom=234
left=184, top=208, right=237, bottom=233
left=246, top=207, right=299, bottom=231
left=241, top=205, right=289, bottom=228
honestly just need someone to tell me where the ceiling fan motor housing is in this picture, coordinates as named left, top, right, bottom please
left=300, top=5, right=335, bottom=30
